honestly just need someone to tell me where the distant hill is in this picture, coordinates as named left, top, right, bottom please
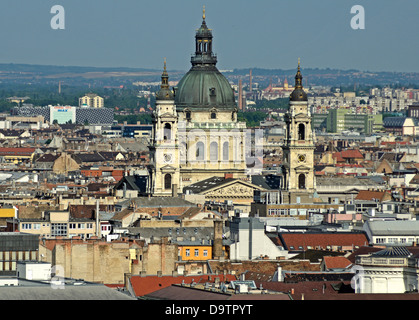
left=0, top=63, right=419, bottom=88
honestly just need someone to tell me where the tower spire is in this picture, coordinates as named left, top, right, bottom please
left=161, top=58, right=169, bottom=88
left=295, top=58, right=303, bottom=89
left=156, top=58, right=173, bottom=100
left=192, top=6, right=216, bottom=67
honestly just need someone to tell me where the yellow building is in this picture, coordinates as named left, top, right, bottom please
left=0, top=207, right=17, bottom=218
left=79, top=93, right=104, bottom=108
left=178, top=244, right=229, bottom=261
left=0, top=147, right=36, bottom=164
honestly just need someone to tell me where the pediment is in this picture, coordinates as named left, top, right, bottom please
left=294, top=113, right=310, bottom=119
left=293, top=164, right=312, bottom=171
left=160, top=164, right=177, bottom=172
left=205, top=179, right=265, bottom=196
left=160, top=112, right=177, bottom=119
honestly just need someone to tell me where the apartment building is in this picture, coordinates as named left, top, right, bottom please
left=16, top=210, right=98, bottom=239
left=79, top=93, right=104, bottom=108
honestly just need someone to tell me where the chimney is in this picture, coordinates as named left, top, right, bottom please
left=96, top=199, right=101, bottom=238
left=212, top=220, right=223, bottom=260
left=238, top=79, right=243, bottom=110
left=276, top=266, right=283, bottom=282
left=249, top=69, right=252, bottom=93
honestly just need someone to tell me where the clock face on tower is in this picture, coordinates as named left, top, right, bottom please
left=163, top=153, right=172, bottom=164
left=298, top=154, right=306, bottom=162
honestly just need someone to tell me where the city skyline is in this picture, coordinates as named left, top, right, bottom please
left=0, top=0, right=418, bottom=73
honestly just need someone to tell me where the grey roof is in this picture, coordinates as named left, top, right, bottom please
left=365, top=220, right=419, bottom=236
left=383, top=117, right=406, bottom=128
left=114, top=175, right=148, bottom=193
left=0, top=282, right=135, bottom=300
left=0, top=233, right=39, bottom=251
left=143, top=284, right=231, bottom=300
left=251, top=175, right=282, bottom=190
left=117, top=196, right=196, bottom=208
left=372, top=246, right=412, bottom=257
left=316, top=176, right=381, bottom=187
left=183, top=176, right=234, bottom=194
left=127, top=226, right=219, bottom=242
left=116, top=142, right=148, bottom=153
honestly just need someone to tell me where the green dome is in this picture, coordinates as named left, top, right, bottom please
left=174, top=13, right=236, bottom=111
left=175, top=67, right=236, bottom=111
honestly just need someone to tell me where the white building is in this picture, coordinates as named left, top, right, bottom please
left=354, top=246, right=419, bottom=294
left=228, top=217, right=289, bottom=260
left=363, top=220, right=419, bottom=246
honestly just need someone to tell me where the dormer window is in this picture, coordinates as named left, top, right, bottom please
left=211, top=112, right=217, bottom=119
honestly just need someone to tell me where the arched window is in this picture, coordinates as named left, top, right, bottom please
left=164, top=174, right=172, bottom=190
left=211, top=112, right=217, bottom=119
left=298, top=174, right=306, bottom=189
left=186, top=111, right=191, bottom=120
left=223, top=141, right=229, bottom=161
left=196, top=141, right=205, bottom=161
left=164, top=123, right=171, bottom=141
left=298, top=123, right=305, bottom=140
left=210, top=141, right=218, bottom=161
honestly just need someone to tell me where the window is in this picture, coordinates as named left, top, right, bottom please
left=78, top=223, right=85, bottom=229
left=298, top=123, right=305, bottom=140
left=69, top=223, right=76, bottom=229
left=196, top=141, right=205, bottom=161
left=203, top=250, right=208, bottom=257
left=33, top=224, right=40, bottom=230
left=86, top=223, right=93, bottom=229
left=211, top=112, right=217, bottom=119
left=163, top=123, right=171, bottom=141
left=21, top=223, right=31, bottom=230
left=223, top=141, right=229, bottom=161
left=51, top=223, right=67, bottom=237
left=298, top=174, right=306, bottom=189
left=210, top=141, right=218, bottom=161
left=194, top=249, right=199, bottom=257
left=185, top=249, right=190, bottom=257
left=164, top=174, right=172, bottom=190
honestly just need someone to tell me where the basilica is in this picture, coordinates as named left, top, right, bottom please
left=147, top=9, right=315, bottom=208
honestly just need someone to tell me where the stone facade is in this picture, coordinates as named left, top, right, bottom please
left=41, top=238, right=134, bottom=284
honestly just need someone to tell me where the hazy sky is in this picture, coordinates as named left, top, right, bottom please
left=0, top=0, right=417, bottom=72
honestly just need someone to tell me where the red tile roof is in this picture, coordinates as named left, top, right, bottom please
left=130, top=274, right=236, bottom=297
left=322, top=256, right=353, bottom=270
left=355, top=190, right=391, bottom=201
left=279, top=233, right=369, bottom=251
left=0, top=147, right=36, bottom=156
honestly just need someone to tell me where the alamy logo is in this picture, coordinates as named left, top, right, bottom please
left=50, top=265, right=65, bottom=289
left=51, top=5, right=65, bottom=30
left=350, top=5, right=365, bottom=30
left=350, top=265, right=365, bottom=293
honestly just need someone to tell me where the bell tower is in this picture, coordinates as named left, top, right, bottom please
left=148, top=59, right=180, bottom=196
left=281, top=59, right=316, bottom=204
